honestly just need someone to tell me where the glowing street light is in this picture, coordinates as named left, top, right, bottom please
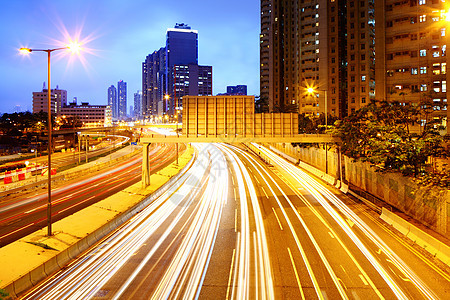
left=19, top=42, right=81, bottom=236
left=306, top=86, right=329, bottom=174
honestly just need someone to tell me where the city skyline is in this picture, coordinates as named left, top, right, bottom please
left=0, top=0, right=260, bottom=114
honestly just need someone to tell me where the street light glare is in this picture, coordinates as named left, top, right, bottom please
left=307, top=87, right=315, bottom=94
left=19, top=47, right=32, bottom=54
left=67, top=41, right=81, bottom=53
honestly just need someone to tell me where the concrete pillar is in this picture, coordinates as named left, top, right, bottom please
left=142, top=143, right=151, bottom=188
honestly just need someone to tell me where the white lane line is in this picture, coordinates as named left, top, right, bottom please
left=288, top=247, right=306, bottom=300
left=359, top=274, right=369, bottom=286
left=271, top=207, right=284, bottom=231
left=226, top=248, right=236, bottom=300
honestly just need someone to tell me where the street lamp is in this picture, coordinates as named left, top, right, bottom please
left=19, top=43, right=80, bottom=236
left=307, top=87, right=329, bottom=174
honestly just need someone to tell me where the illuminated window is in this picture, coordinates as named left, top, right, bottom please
left=420, top=49, right=427, bottom=56
left=420, top=84, right=427, bottom=91
left=442, top=63, right=446, bottom=74
left=419, top=0, right=426, bottom=4
left=419, top=15, right=426, bottom=22
left=411, top=68, right=418, bottom=75
left=443, top=81, right=447, bottom=92
left=420, top=66, right=427, bottom=74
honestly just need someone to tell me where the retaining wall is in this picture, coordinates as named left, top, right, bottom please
left=270, top=143, right=449, bottom=237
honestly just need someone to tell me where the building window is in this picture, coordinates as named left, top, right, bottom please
left=420, top=49, right=427, bottom=56
left=442, top=62, right=447, bottom=74
left=351, top=76, right=355, bottom=82
left=420, top=84, right=427, bottom=91
left=351, top=98, right=355, bottom=103
left=362, top=97, right=366, bottom=103
left=419, top=15, right=426, bottom=22
left=443, top=81, right=447, bottom=92
left=361, top=43, right=365, bottom=50
left=361, top=54, right=366, bottom=60
left=411, top=68, right=418, bottom=75
left=332, top=98, right=336, bottom=104
left=420, top=66, right=427, bottom=74
left=361, top=75, right=366, bottom=81
left=419, top=0, right=426, bottom=4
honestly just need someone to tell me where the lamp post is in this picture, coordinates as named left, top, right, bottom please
left=20, top=43, right=80, bottom=236
left=307, top=87, right=328, bottom=174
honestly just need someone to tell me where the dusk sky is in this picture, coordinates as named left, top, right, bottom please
left=0, top=0, right=260, bottom=114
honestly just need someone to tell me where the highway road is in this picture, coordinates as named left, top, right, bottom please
left=21, top=143, right=450, bottom=299
left=0, top=143, right=181, bottom=247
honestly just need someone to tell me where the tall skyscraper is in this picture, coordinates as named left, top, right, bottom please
left=261, top=0, right=375, bottom=117
left=142, top=23, right=212, bottom=119
left=117, top=80, right=127, bottom=119
left=134, top=90, right=142, bottom=119
left=142, top=48, right=166, bottom=119
left=108, top=85, right=117, bottom=119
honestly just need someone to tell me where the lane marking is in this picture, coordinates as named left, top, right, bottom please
left=226, top=248, right=236, bottom=300
left=288, top=247, right=306, bottom=300
left=359, top=274, right=369, bottom=286
left=271, top=207, right=284, bottom=231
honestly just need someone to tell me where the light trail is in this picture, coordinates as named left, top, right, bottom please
left=253, top=143, right=439, bottom=299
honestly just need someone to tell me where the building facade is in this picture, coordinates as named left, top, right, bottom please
left=142, top=23, right=212, bottom=120
left=107, top=85, right=117, bottom=119
left=61, top=101, right=111, bottom=127
left=142, top=48, right=166, bottom=120
left=32, top=87, right=67, bottom=115
left=117, top=80, right=127, bottom=119
left=134, top=90, right=142, bottom=119
left=260, top=0, right=374, bottom=117
left=261, top=0, right=447, bottom=126
left=375, top=0, right=449, bottom=123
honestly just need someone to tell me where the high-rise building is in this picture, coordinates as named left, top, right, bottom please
left=261, top=0, right=375, bottom=117
left=32, top=85, right=67, bottom=115
left=108, top=85, right=117, bottom=119
left=117, top=80, right=127, bottom=119
left=262, top=0, right=447, bottom=126
left=374, top=0, right=449, bottom=123
left=134, top=90, right=142, bottom=119
left=142, top=23, right=212, bottom=119
left=142, top=48, right=166, bottom=119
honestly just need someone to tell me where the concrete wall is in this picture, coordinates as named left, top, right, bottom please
left=272, top=143, right=449, bottom=237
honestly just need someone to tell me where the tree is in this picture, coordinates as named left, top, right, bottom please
left=332, top=99, right=448, bottom=186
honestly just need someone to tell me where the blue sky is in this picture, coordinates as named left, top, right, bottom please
left=0, top=0, right=260, bottom=114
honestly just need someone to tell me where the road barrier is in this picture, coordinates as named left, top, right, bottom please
left=380, top=208, right=450, bottom=266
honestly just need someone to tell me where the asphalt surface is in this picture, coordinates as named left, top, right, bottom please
left=20, top=143, right=450, bottom=299
left=0, top=143, right=182, bottom=247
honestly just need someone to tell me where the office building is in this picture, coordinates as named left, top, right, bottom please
left=61, top=101, right=112, bottom=127
left=142, top=48, right=166, bottom=119
left=32, top=84, right=67, bottom=115
left=108, top=85, right=117, bottom=119
left=142, top=23, right=212, bottom=119
left=117, top=80, right=127, bottom=119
